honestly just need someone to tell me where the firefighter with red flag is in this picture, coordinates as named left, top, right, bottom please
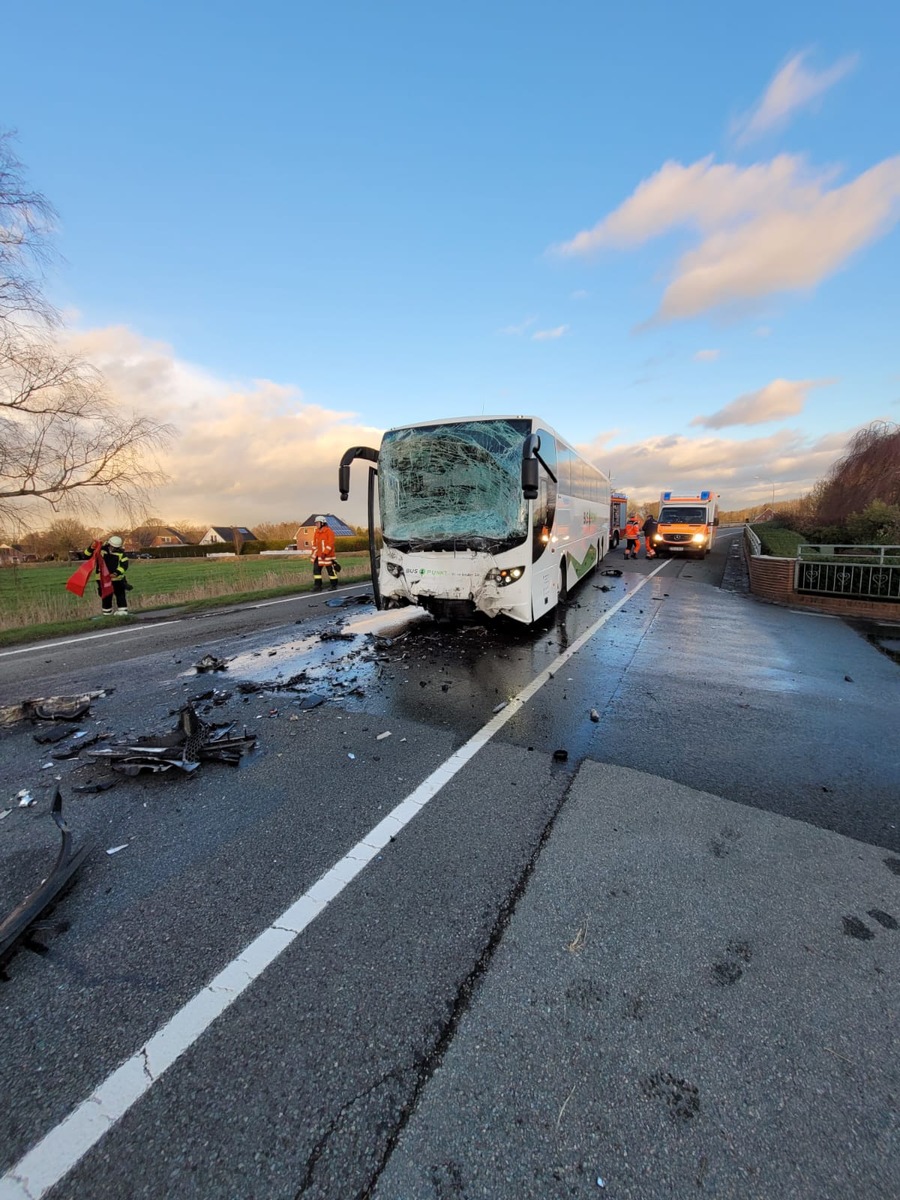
left=68, top=536, right=130, bottom=615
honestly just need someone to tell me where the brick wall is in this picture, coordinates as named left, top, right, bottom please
left=746, top=550, right=900, bottom=619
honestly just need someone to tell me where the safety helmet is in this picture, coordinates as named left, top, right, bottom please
left=315, top=516, right=326, bottom=524
left=107, top=535, right=124, bottom=548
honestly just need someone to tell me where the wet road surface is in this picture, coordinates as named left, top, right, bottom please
left=1, top=530, right=898, bottom=1198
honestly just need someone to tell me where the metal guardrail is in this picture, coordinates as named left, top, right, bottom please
left=743, top=524, right=761, bottom=556
left=798, top=543, right=900, bottom=564
left=795, top=555, right=900, bottom=602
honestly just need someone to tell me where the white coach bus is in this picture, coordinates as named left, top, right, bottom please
left=339, top=415, right=612, bottom=625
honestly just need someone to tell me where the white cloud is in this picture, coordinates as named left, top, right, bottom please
left=499, top=316, right=537, bottom=336
left=694, top=349, right=720, bottom=362
left=532, top=325, right=569, bottom=341
left=733, top=50, right=859, bottom=144
left=691, top=377, right=836, bottom=429
left=554, top=154, right=900, bottom=321
left=578, top=425, right=852, bottom=508
left=67, top=326, right=382, bottom=526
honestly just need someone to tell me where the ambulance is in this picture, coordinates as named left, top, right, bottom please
left=653, top=490, right=719, bottom=558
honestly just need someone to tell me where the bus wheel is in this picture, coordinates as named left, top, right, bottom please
left=611, top=531, right=619, bottom=549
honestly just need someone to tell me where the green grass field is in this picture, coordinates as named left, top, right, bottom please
left=0, top=552, right=371, bottom=646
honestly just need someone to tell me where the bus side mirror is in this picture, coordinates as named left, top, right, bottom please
left=339, top=462, right=351, bottom=501
left=714, top=516, right=720, bottom=526
left=522, top=457, right=539, bottom=500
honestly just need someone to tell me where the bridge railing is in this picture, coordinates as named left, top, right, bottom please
left=794, top=544, right=900, bottom=602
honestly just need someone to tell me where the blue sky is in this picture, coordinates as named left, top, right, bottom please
left=2, top=1, right=899, bottom=523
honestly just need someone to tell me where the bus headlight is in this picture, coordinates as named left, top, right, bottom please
left=485, top=566, right=524, bottom=587
left=692, top=534, right=706, bottom=544
left=386, top=562, right=405, bottom=578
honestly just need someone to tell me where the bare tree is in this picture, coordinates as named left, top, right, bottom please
left=0, top=132, right=174, bottom=527
left=169, top=519, right=206, bottom=545
left=0, top=132, right=58, bottom=328
left=231, top=526, right=245, bottom=555
left=0, top=327, right=173, bottom=524
left=253, top=521, right=300, bottom=541
left=813, top=420, right=900, bottom=525
left=36, top=517, right=97, bottom=559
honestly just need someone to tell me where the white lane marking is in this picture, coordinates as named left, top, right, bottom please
left=0, top=562, right=667, bottom=1200
left=251, top=583, right=369, bottom=609
left=0, top=621, right=182, bottom=659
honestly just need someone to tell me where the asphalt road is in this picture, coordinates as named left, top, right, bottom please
left=1, top=531, right=898, bottom=1199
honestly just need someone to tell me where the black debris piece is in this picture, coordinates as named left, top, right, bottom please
left=33, top=725, right=75, bottom=745
left=0, top=787, right=92, bottom=977
left=83, top=705, right=257, bottom=775
left=73, top=780, right=117, bottom=794
left=320, top=630, right=356, bottom=642
left=237, top=671, right=310, bottom=695
left=194, top=654, right=228, bottom=673
left=594, top=584, right=611, bottom=592
left=599, top=569, right=623, bottom=577
left=51, top=732, right=102, bottom=760
left=552, top=749, right=569, bottom=762
left=295, top=693, right=327, bottom=710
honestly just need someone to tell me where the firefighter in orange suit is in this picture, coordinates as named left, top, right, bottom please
left=312, top=517, right=338, bottom=590
left=624, top=514, right=642, bottom=560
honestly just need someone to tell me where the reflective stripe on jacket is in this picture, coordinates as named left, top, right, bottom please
left=625, top=520, right=641, bottom=540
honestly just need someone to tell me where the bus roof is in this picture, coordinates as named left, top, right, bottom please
left=385, top=415, right=539, bottom=432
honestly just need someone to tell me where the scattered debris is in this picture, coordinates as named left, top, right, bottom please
left=0, top=691, right=108, bottom=728
left=84, top=704, right=257, bottom=775
left=347, top=752, right=356, bottom=760
left=106, top=844, right=128, bottom=855
left=0, top=810, right=10, bottom=820
left=589, top=709, right=600, bottom=723
left=194, top=654, right=228, bottom=673
left=16, top=790, right=35, bottom=808
left=376, top=731, right=392, bottom=740
left=844, top=674, right=853, bottom=683
left=295, top=693, right=327, bottom=710
left=320, top=630, right=355, bottom=642
left=492, top=701, right=508, bottom=713
left=552, top=749, right=569, bottom=762
left=599, top=569, right=623, bottom=577
left=0, top=787, right=92, bottom=977
left=594, top=584, right=611, bottom=592
left=52, top=733, right=102, bottom=759
left=33, top=724, right=76, bottom=745
left=73, top=780, right=117, bottom=794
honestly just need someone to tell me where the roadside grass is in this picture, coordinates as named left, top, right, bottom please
left=0, top=553, right=371, bottom=647
left=752, top=525, right=805, bottom=557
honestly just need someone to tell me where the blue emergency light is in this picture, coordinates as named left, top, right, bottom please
left=662, top=491, right=672, bottom=500
left=700, top=490, right=710, bottom=500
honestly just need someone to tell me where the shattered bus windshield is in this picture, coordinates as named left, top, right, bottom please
left=659, top=506, right=707, bottom=524
left=380, top=419, right=530, bottom=551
